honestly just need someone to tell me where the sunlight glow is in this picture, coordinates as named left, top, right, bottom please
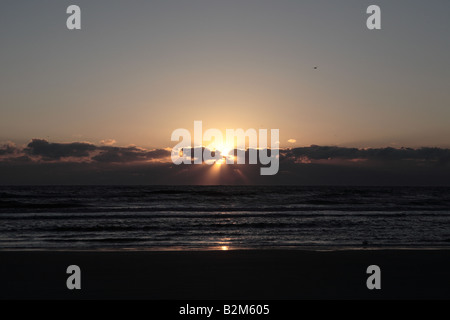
left=210, top=142, right=235, bottom=165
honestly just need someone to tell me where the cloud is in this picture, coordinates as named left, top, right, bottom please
left=92, top=146, right=171, bottom=163
left=6, top=139, right=172, bottom=163
left=1, top=140, right=450, bottom=185
left=99, top=139, right=117, bottom=146
left=3, top=140, right=450, bottom=166
left=287, top=139, right=296, bottom=143
left=281, top=145, right=450, bottom=164
left=24, top=139, right=97, bottom=160
left=0, top=143, right=19, bottom=156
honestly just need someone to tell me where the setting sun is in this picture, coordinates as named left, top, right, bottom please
left=214, top=143, right=232, bottom=157
left=209, top=142, right=234, bottom=165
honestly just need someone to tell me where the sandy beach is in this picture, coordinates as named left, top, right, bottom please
left=1, top=249, right=449, bottom=300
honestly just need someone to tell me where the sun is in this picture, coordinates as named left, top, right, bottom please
left=210, top=142, right=234, bottom=165
left=214, top=143, right=232, bottom=157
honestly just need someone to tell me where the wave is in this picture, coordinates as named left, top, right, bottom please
left=3, top=220, right=358, bottom=232
left=0, top=200, right=89, bottom=209
left=1, top=186, right=450, bottom=249
left=1, top=210, right=449, bottom=221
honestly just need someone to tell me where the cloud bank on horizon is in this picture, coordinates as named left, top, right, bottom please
left=1, top=139, right=450, bottom=185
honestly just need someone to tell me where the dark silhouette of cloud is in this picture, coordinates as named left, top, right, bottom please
left=9, top=140, right=450, bottom=165
left=25, top=139, right=96, bottom=160
left=1, top=140, right=450, bottom=185
left=16, top=139, right=171, bottom=163
left=281, top=146, right=450, bottom=164
left=92, top=146, right=171, bottom=163
left=0, top=143, right=19, bottom=156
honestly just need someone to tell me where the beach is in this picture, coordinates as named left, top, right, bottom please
left=1, top=249, right=449, bottom=300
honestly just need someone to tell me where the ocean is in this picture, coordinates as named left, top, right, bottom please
left=0, top=186, right=449, bottom=250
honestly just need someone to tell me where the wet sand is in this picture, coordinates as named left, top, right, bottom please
left=1, top=249, right=449, bottom=299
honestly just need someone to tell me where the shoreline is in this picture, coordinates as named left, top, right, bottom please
left=1, top=245, right=450, bottom=252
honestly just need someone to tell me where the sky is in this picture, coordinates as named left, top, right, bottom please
left=1, top=0, right=450, bottom=184
left=1, top=0, right=450, bottom=148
